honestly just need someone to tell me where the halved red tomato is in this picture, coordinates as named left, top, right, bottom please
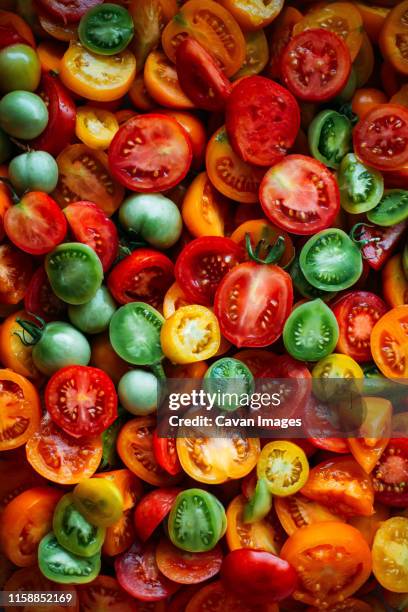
left=214, top=262, right=293, bottom=347
left=108, top=114, right=192, bottom=193
left=175, top=236, right=243, bottom=306
left=260, top=155, right=340, bottom=235
left=373, top=439, right=408, bottom=506
left=281, top=28, right=351, bottom=102
left=225, top=76, right=300, bottom=167
left=353, top=104, right=408, bottom=170
left=4, top=192, right=67, bottom=256
left=332, top=291, right=388, bottom=362
left=64, top=201, right=118, bottom=272
left=152, top=431, right=182, bottom=476
left=108, top=249, right=174, bottom=309
left=301, top=456, right=375, bottom=517
left=0, top=242, right=33, bottom=304
left=134, top=488, right=181, bottom=542
left=156, top=538, right=223, bottom=584
left=24, top=267, right=66, bottom=322
left=176, top=37, right=232, bottom=111
left=45, top=365, right=117, bottom=438
left=304, top=394, right=350, bottom=454
left=36, top=0, right=103, bottom=23
left=115, top=541, right=179, bottom=601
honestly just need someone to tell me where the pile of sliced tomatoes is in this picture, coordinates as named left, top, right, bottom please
left=1, top=0, right=408, bottom=609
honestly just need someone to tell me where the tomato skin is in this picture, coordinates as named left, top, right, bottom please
left=221, top=549, right=298, bottom=604
left=382, top=253, right=408, bottom=307
left=108, top=249, right=174, bottom=309
left=354, top=221, right=407, bottom=270
left=351, top=88, right=388, bottom=120
left=134, top=488, right=181, bottom=541
left=30, top=72, right=76, bottom=157
left=4, top=192, right=67, bottom=256
left=226, top=76, right=300, bottom=167
left=176, top=37, right=232, bottom=111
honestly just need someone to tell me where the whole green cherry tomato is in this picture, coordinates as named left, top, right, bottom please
left=73, top=478, right=123, bottom=528
left=38, top=532, right=101, bottom=584
left=338, top=153, right=384, bottom=214
left=8, top=151, right=59, bottom=194
left=53, top=494, right=105, bottom=558
left=68, top=286, right=116, bottom=334
left=0, top=91, right=48, bottom=140
left=16, top=317, right=91, bottom=376
left=119, top=193, right=182, bottom=249
left=0, top=128, right=11, bottom=164
left=203, top=357, right=254, bottom=411
left=300, top=229, right=363, bottom=291
left=367, top=189, right=408, bottom=227
left=46, top=243, right=103, bottom=305
left=0, top=44, right=41, bottom=93
left=283, top=298, right=339, bottom=362
left=109, top=302, right=164, bottom=365
left=308, top=110, right=352, bottom=169
left=118, top=369, right=158, bottom=415
left=168, top=488, right=226, bottom=552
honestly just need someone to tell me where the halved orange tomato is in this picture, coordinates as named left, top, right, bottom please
left=0, top=369, right=41, bottom=452
left=275, top=493, right=344, bottom=535
left=182, top=172, right=229, bottom=238
left=144, top=50, right=194, bottom=109
left=371, top=305, right=408, bottom=380
left=383, top=253, right=408, bottom=307
left=380, top=0, right=408, bottom=75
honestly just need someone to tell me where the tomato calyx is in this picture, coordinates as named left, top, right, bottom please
left=245, top=233, right=287, bottom=266
left=15, top=313, right=45, bottom=346
left=350, top=223, right=381, bottom=250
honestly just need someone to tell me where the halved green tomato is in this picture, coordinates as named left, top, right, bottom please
left=338, top=153, right=384, bottom=214
left=367, top=189, right=408, bottom=226
left=308, top=109, right=352, bottom=169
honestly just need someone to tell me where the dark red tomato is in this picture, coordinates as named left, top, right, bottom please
left=303, top=395, right=349, bottom=454
left=221, top=549, right=297, bottom=604
left=331, top=291, right=388, bottom=362
left=259, top=154, right=340, bottom=235
left=156, top=538, right=223, bottom=585
left=134, top=488, right=181, bottom=542
left=115, top=540, right=179, bottom=602
left=153, top=431, right=182, bottom=477
left=167, top=586, right=202, bottom=612
left=353, top=104, right=408, bottom=170
left=64, top=201, right=118, bottom=272
left=31, top=72, right=76, bottom=157
left=214, top=262, right=293, bottom=347
left=384, top=165, right=408, bottom=189
left=176, top=37, right=232, bottom=111
left=281, top=28, right=351, bottom=102
left=0, top=242, right=33, bottom=305
left=175, top=236, right=243, bottom=307
left=0, top=25, right=30, bottom=49
left=108, top=114, right=192, bottom=193
left=45, top=365, right=118, bottom=438
left=24, top=267, right=66, bottom=322
left=107, top=249, right=174, bottom=309
left=36, top=0, right=103, bottom=23
left=353, top=221, right=407, bottom=270
left=258, top=355, right=312, bottom=421
left=225, top=75, right=300, bottom=167
left=4, top=192, right=67, bottom=256
left=373, top=439, right=408, bottom=507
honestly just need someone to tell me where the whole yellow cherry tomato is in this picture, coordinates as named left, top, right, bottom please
left=73, top=478, right=123, bottom=527
left=76, top=107, right=119, bottom=150
left=60, top=41, right=136, bottom=102
left=160, top=305, right=220, bottom=363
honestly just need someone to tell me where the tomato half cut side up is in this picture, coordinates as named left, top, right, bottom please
left=353, top=104, right=408, bottom=171
left=175, top=236, right=243, bottom=306
left=373, top=439, right=408, bottom=506
left=281, top=28, right=351, bottom=102
left=225, top=75, right=300, bottom=167
left=156, top=538, right=223, bottom=584
left=107, top=249, right=174, bottom=309
left=24, top=266, right=67, bottom=322
left=45, top=365, right=118, bottom=438
left=134, top=488, right=181, bottom=541
left=0, top=369, right=41, bottom=452
left=64, top=201, right=119, bottom=272
left=115, top=540, right=179, bottom=602
left=152, top=431, right=182, bottom=476
left=108, top=114, right=192, bottom=193
left=176, top=37, right=232, bottom=111
left=214, top=262, right=293, bottom=347
left=259, top=154, right=340, bottom=235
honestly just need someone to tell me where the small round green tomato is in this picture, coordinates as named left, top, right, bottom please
left=73, top=478, right=123, bottom=528
left=46, top=243, right=103, bottom=305
left=38, top=532, right=101, bottom=584
left=118, top=369, right=158, bottom=415
left=0, top=90, right=48, bottom=140
left=0, top=44, right=41, bottom=93
left=8, top=150, right=59, bottom=194
left=203, top=357, right=254, bottom=411
left=53, top=494, right=105, bottom=558
left=29, top=321, right=91, bottom=376
left=0, top=128, right=11, bottom=164
left=68, top=286, right=116, bottom=334
left=119, top=193, right=182, bottom=249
